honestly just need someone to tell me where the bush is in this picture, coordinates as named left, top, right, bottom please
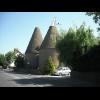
left=42, top=56, right=55, bottom=75
left=15, top=54, right=26, bottom=68
left=0, top=54, right=6, bottom=68
left=72, top=45, right=100, bottom=72
left=5, top=51, right=16, bottom=65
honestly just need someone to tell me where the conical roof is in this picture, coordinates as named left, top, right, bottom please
left=40, top=26, right=58, bottom=49
left=25, top=27, right=43, bottom=53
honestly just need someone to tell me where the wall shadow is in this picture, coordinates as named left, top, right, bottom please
left=10, top=77, right=72, bottom=87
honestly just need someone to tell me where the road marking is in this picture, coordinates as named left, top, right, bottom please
left=9, top=74, right=21, bottom=79
left=3, top=72, right=32, bottom=79
left=23, top=77, right=28, bottom=78
left=35, top=84, right=44, bottom=87
left=3, top=72, right=21, bottom=79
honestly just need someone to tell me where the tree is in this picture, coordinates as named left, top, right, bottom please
left=86, top=12, right=100, bottom=31
left=5, top=51, right=16, bottom=65
left=0, top=53, right=6, bottom=67
left=14, top=54, right=25, bottom=68
left=72, top=44, right=100, bottom=72
left=56, top=23, right=97, bottom=69
left=42, top=56, right=55, bottom=75
left=57, top=28, right=67, bottom=41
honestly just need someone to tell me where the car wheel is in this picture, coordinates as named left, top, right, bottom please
left=59, top=73, right=62, bottom=76
left=68, top=72, right=70, bottom=75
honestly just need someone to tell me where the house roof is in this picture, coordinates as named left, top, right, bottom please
left=25, top=27, right=43, bottom=53
left=40, top=26, right=58, bottom=49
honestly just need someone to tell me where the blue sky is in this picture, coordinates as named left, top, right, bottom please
left=0, top=12, right=99, bottom=54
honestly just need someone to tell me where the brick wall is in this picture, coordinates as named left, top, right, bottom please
left=25, top=53, right=39, bottom=68
left=39, top=48, right=59, bottom=70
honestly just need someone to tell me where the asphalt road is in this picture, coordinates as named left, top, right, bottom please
left=0, top=69, right=72, bottom=87
left=0, top=69, right=99, bottom=87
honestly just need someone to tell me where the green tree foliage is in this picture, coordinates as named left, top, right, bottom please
left=86, top=12, right=100, bottom=31
left=5, top=51, right=16, bottom=64
left=73, top=45, right=100, bottom=72
left=0, top=54, right=6, bottom=67
left=43, top=56, right=55, bottom=75
left=57, top=29, right=67, bottom=41
left=56, top=23, right=97, bottom=69
left=15, top=54, right=25, bottom=68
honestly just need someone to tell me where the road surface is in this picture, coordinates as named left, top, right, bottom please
left=0, top=69, right=99, bottom=87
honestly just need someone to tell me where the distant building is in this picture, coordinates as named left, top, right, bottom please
left=8, top=48, right=24, bottom=68
left=14, top=48, right=24, bottom=57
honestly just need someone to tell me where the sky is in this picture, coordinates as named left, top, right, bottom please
left=0, top=12, right=99, bottom=54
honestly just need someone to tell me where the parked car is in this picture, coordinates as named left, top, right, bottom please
left=53, top=67, right=71, bottom=76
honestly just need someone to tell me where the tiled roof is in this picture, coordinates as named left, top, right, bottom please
left=25, top=27, right=43, bottom=53
left=40, top=26, right=58, bottom=49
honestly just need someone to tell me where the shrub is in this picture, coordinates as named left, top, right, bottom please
left=15, top=54, right=25, bottom=68
left=72, top=45, right=100, bottom=72
left=42, top=56, right=55, bottom=75
left=0, top=54, right=6, bottom=68
left=5, top=51, right=16, bottom=65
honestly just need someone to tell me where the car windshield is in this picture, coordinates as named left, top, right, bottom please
left=57, top=67, right=62, bottom=70
left=57, top=67, right=69, bottom=70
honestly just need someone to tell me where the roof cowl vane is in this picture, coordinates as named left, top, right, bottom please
left=51, top=17, right=56, bottom=27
